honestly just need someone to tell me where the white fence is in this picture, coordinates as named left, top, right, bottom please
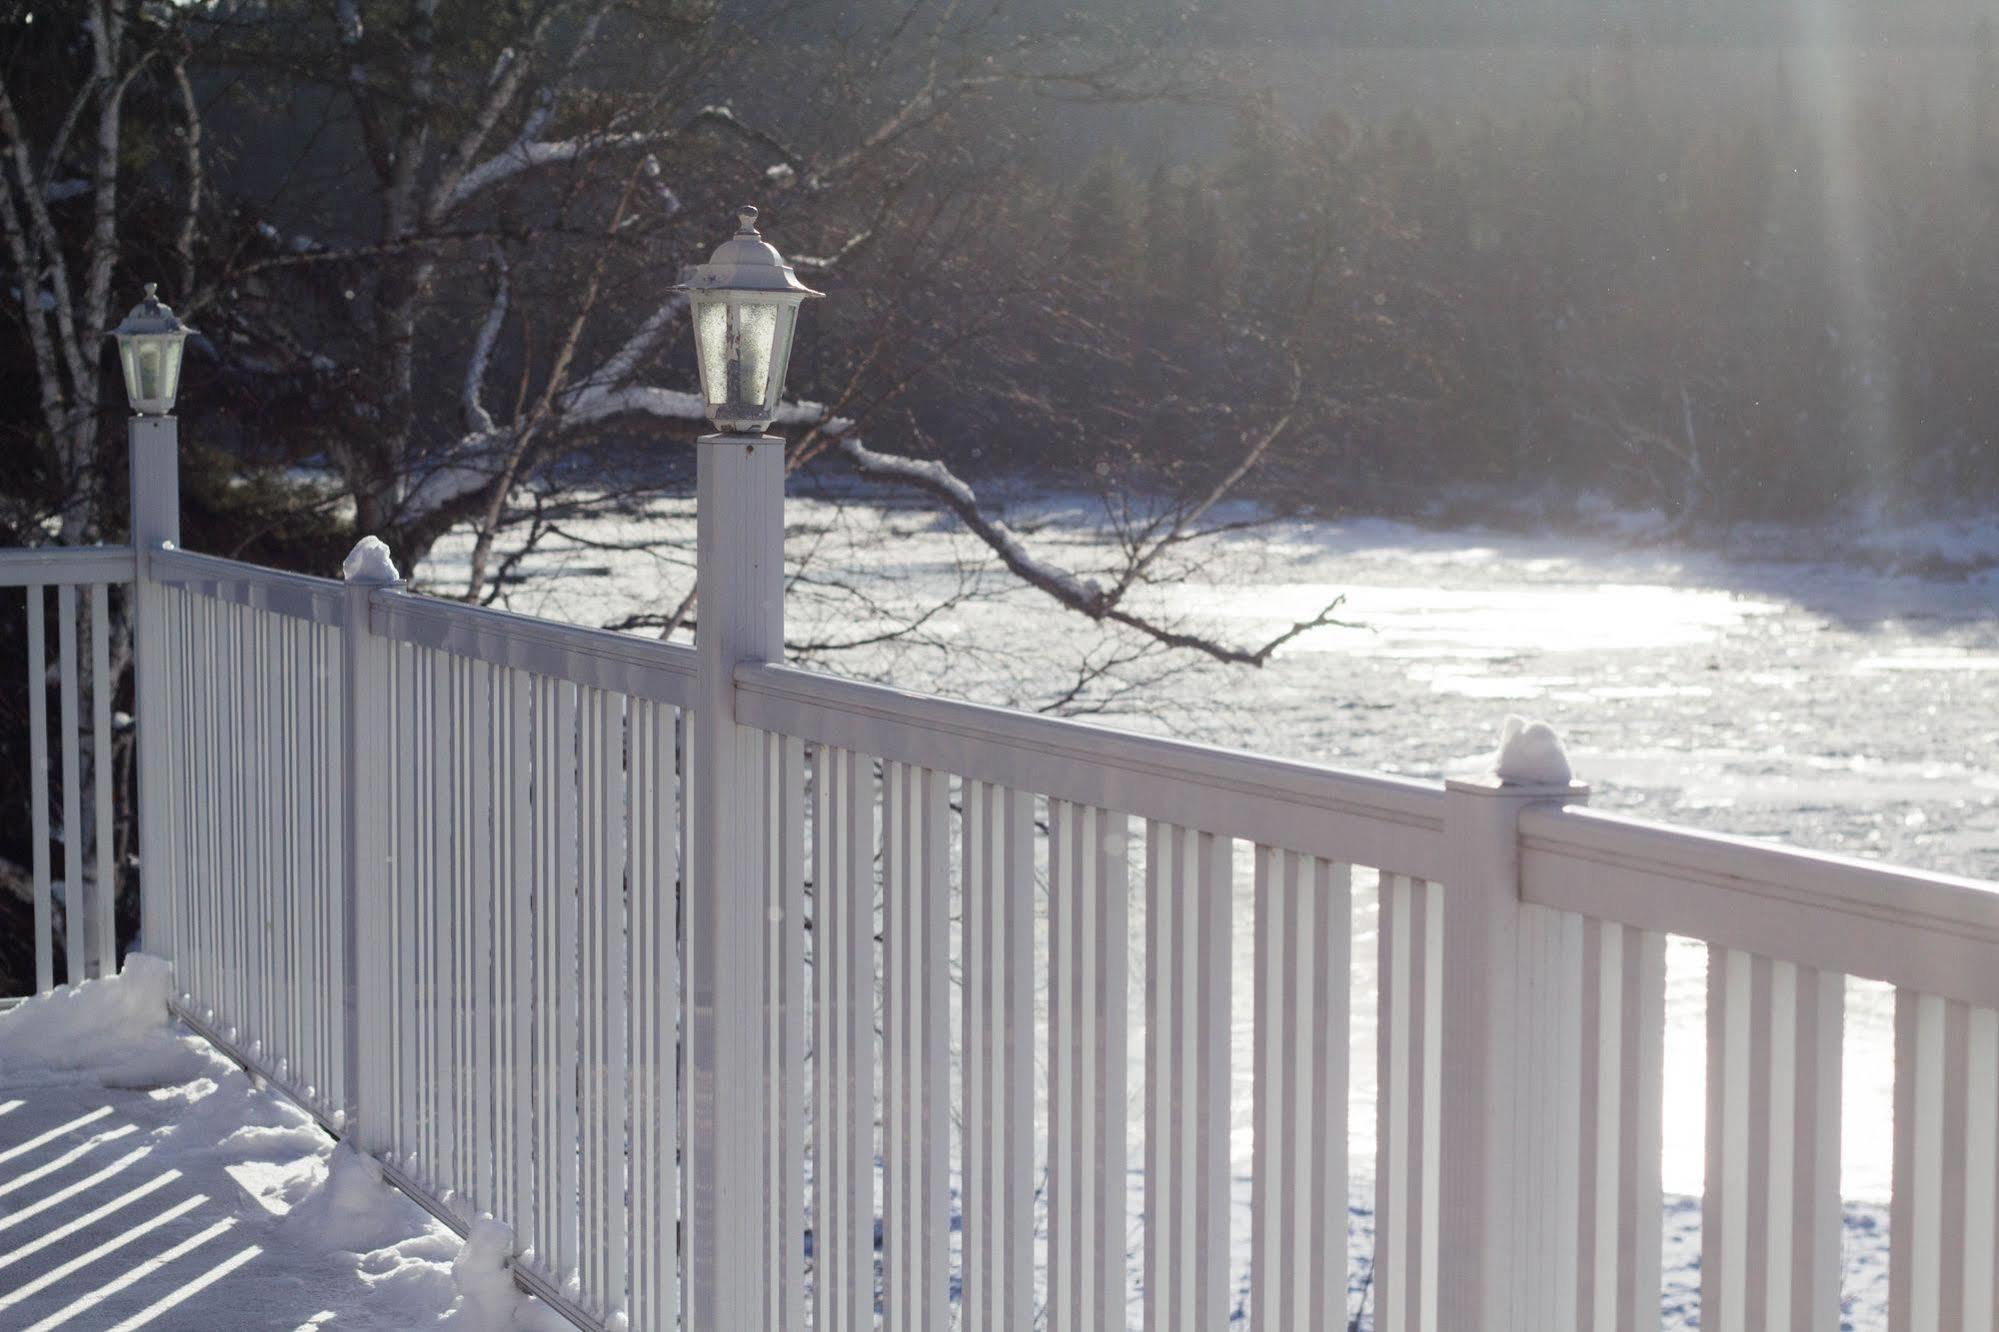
left=4, top=547, right=131, bottom=995
left=10, top=494, right=1999, bottom=1330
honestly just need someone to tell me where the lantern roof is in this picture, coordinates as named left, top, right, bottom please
left=674, top=207, right=823, bottom=297
left=115, top=284, right=194, bottom=338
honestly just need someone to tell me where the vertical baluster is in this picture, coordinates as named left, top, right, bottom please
left=627, top=698, right=651, bottom=1329
left=1575, top=920, right=1666, bottom=1332
left=26, top=586, right=51, bottom=993
left=469, top=663, right=494, bottom=1214
left=1251, top=850, right=1352, bottom=1331
left=450, top=653, right=469, bottom=1192
left=884, top=761, right=906, bottom=1324
left=1968, top=1006, right=1999, bottom=1332
left=1705, top=948, right=1844, bottom=1332
left=290, top=612, right=305, bottom=1089
left=922, top=767, right=951, bottom=1324
left=282, top=616, right=303, bottom=1087
left=205, top=597, right=225, bottom=1024
left=58, top=585, right=83, bottom=985
left=630, top=699, right=679, bottom=1330
left=1893, top=992, right=1999, bottom=1332
left=323, top=615, right=340, bottom=1107
left=509, top=670, right=533, bottom=1248
left=602, top=690, right=630, bottom=1314
left=1050, top=801, right=1129, bottom=1332
left=884, top=764, right=951, bottom=1327
left=961, top=780, right=1035, bottom=1332
left=761, top=732, right=805, bottom=1331
left=308, top=617, right=322, bottom=1102
left=1144, top=821, right=1232, bottom=1332
left=396, top=645, right=421, bottom=1172
left=253, top=609, right=273, bottom=1060
left=221, top=601, right=241, bottom=1031
left=554, top=680, right=581, bottom=1291
left=188, top=591, right=206, bottom=1004
left=532, top=672, right=554, bottom=1272
left=90, top=585, right=113, bottom=980
left=813, top=746, right=877, bottom=1332
left=433, top=647, right=451, bottom=1177
left=236, top=603, right=255, bottom=1037
left=577, top=686, right=601, bottom=1301
left=161, top=588, right=186, bottom=993
left=1377, top=873, right=1446, bottom=1332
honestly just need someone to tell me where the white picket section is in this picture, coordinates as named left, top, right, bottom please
left=3, top=548, right=133, bottom=995
left=359, top=606, right=695, bottom=1329
left=1250, top=848, right=1351, bottom=1332
left=1376, top=871, right=1443, bottom=1332
left=1701, top=949, right=1844, bottom=1332
left=759, top=732, right=806, bottom=1332
left=1049, top=800, right=1129, bottom=1332
left=1891, top=991, right=1999, bottom=1331
left=143, top=563, right=350, bottom=1127
left=26, top=583, right=53, bottom=993
left=811, top=744, right=878, bottom=1332
left=1143, top=820, right=1233, bottom=1332
left=883, top=762, right=951, bottom=1329
left=1575, top=919, right=1665, bottom=1332
left=959, top=779, right=1036, bottom=1332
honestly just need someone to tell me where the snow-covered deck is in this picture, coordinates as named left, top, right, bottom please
left=0, top=961, right=553, bottom=1331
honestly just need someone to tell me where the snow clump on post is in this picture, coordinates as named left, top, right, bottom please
left=1493, top=713, right=1573, bottom=786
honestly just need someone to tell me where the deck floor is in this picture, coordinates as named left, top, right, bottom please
left=0, top=966, right=512, bottom=1331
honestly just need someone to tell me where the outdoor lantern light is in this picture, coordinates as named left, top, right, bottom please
left=675, top=206, right=822, bottom=435
left=112, top=283, right=193, bottom=416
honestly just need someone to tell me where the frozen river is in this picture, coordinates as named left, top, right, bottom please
left=431, top=494, right=1999, bottom=1318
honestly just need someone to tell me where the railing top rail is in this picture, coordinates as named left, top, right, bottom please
left=736, top=661, right=1449, bottom=879
left=150, top=546, right=344, bottom=625
left=372, top=589, right=698, bottom=707
left=1522, top=802, right=1999, bottom=1007
left=0, top=546, right=136, bottom=587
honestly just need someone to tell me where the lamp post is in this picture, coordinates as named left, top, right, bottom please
left=112, top=285, right=188, bottom=978
left=680, top=207, right=819, bottom=1332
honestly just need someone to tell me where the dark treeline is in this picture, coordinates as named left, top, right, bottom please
left=921, top=29, right=1999, bottom=531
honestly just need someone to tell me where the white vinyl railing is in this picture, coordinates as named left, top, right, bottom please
left=13, top=523, right=1999, bottom=1331
left=3, top=546, right=132, bottom=995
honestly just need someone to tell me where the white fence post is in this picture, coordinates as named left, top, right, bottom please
left=688, top=431, right=788, bottom=1332
left=130, top=414, right=181, bottom=972
left=1437, top=771, right=1590, bottom=1329
left=342, top=538, right=403, bottom=1144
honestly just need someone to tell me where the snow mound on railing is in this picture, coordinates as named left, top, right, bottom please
left=342, top=534, right=402, bottom=583
left=1493, top=713, right=1573, bottom=786
left=0, top=952, right=200, bottom=1087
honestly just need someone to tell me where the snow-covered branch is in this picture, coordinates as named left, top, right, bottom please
left=443, top=130, right=656, bottom=213
left=838, top=436, right=1351, bottom=667
left=462, top=248, right=510, bottom=435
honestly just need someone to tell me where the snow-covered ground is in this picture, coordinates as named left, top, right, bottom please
left=0, top=957, right=561, bottom=1330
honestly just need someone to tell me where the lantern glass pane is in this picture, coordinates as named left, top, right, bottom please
left=736, top=302, right=779, bottom=404
left=136, top=342, right=164, bottom=402
left=695, top=300, right=728, bottom=408
left=160, top=338, right=183, bottom=404
left=764, top=304, right=799, bottom=411
left=119, top=341, right=143, bottom=406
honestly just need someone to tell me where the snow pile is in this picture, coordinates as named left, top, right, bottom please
left=342, top=535, right=402, bottom=584
left=1493, top=714, right=1573, bottom=786
left=0, top=962, right=558, bottom=1327
left=0, top=953, right=199, bottom=1088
